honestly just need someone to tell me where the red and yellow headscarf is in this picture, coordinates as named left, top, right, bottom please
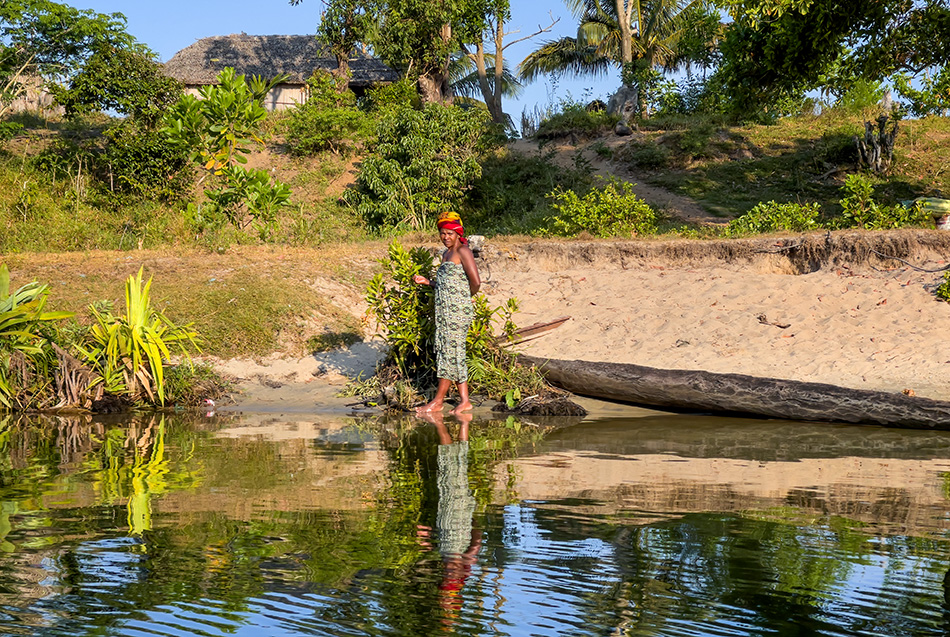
left=437, top=210, right=467, bottom=245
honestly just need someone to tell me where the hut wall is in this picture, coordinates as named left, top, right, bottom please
left=7, top=77, right=63, bottom=115
left=183, top=83, right=307, bottom=112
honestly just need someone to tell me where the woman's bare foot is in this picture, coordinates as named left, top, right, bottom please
left=448, top=401, right=473, bottom=415
left=415, top=399, right=444, bottom=414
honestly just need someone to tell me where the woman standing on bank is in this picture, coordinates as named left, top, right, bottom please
left=413, top=211, right=481, bottom=414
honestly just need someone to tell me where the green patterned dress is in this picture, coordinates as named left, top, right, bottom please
left=434, top=261, right=474, bottom=383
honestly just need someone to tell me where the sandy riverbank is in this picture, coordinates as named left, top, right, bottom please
left=217, top=230, right=950, bottom=412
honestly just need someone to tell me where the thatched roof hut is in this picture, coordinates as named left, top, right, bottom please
left=163, top=34, right=400, bottom=110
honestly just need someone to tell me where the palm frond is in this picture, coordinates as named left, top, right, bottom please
left=450, top=52, right=524, bottom=98
left=518, top=37, right=616, bottom=82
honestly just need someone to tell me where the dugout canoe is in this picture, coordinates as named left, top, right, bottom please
left=518, top=355, right=950, bottom=429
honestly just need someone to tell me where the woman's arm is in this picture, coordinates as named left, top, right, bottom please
left=459, top=247, right=481, bottom=295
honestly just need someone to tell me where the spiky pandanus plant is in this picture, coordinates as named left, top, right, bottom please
left=77, top=268, right=200, bottom=407
left=0, top=265, right=73, bottom=410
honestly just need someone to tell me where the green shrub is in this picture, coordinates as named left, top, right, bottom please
left=936, top=271, right=950, bottom=302
left=0, top=121, right=23, bottom=142
left=361, top=77, right=419, bottom=113
left=837, top=173, right=930, bottom=229
left=163, top=361, right=231, bottom=407
left=725, top=201, right=823, bottom=236
left=544, top=179, right=659, bottom=238
left=535, top=100, right=620, bottom=140
left=621, top=142, right=671, bottom=170
left=287, top=71, right=367, bottom=156
left=101, top=121, right=193, bottom=201
left=347, top=103, right=502, bottom=230
left=832, top=78, right=886, bottom=113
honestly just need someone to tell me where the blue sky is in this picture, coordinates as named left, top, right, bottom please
left=76, top=0, right=621, bottom=118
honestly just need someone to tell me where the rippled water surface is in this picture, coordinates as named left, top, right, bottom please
left=1, top=410, right=950, bottom=636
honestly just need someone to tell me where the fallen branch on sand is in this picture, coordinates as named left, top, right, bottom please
left=520, top=355, right=950, bottom=428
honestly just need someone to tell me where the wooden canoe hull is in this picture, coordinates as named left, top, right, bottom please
left=519, top=355, right=950, bottom=429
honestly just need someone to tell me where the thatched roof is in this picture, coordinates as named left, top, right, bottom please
left=163, top=34, right=400, bottom=87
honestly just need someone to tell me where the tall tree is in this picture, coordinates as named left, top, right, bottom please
left=374, top=0, right=459, bottom=103
left=715, top=0, right=950, bottom=116
left=289, top=0, right=376, bottom=83
left=0, top=0, right=135, bottom=117
left=519, top=0, right=709, bottom=79
left=518, top=0, right=713, bottom=116
left=454, top=0, right=557, bottom=124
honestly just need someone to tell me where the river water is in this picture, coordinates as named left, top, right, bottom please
left=1, top=407, right=949, bottom=636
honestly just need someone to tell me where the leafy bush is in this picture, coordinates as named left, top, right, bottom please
left=535, top=100, right=620, bottom=140
left=0, top=264, right=73, bottom=410
left=54, top=47, right=183, bottom=126
left=837, top=173, right=929, bottom=229
left=936, top=271, right=950, bottom=302
left=287, top=71, right=367, bottom=156
left=163, top=68, right=293, bottom=238
left=101, top=121, right=193, bottom=201
left=0, top=121, right=22, bottom=142
left=725, top=201, right=823, bottom=236
left=361, top=77, right=419, bottom=113
left=544, top=179, right=659, bottom=238
left=163, top=361, right=230, bottom=407
left=621, top=142, right=671, bottom=170
left=832, top=78, right=886, bottom=113
left=347, top=103, right=502, bottom=230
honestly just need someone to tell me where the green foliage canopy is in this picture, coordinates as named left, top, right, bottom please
left=717, top=0, right=950, bottom=116
left=53, top=46, right=183, bottom=125
left=0, top=0, right=137, bottom=114
left=346, top=103, right=503, bottom=230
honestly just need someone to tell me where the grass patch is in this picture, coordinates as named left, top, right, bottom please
left=464, top=147, right=594, bottom=235
left=307, top=329, right=363, bottom=353
left=623, top=110, right=950, bottom=219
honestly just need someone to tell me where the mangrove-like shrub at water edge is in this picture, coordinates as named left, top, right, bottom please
left=76, top=268, right=200, bottom=406
left=364, top=241, right=542, bottom=407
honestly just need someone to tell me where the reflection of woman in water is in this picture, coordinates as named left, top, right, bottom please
left=418, top=411, right=482, bottom=627
left=413, top=211, right=481, bottom=415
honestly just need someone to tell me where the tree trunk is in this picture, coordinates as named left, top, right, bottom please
left=418, top=22, right=454, bottom=104
left=856, top=114, right=898, bottom=174
left=332, top=54, right=351, bottom=90
left=520, top=355, right=950, bottom=428
left=614, top=0, right=635, bottom=64
left=417, top=72, right=451, bottom=104
left=472, top=39, right=505, bottom=124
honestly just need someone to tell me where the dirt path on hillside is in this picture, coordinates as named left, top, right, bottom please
left=508, top=137, right=722, bottom=225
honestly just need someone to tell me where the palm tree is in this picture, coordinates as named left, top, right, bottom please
left=450, top=50, right=524, bottom=126
left=519, top=0, right=716, bottom=114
